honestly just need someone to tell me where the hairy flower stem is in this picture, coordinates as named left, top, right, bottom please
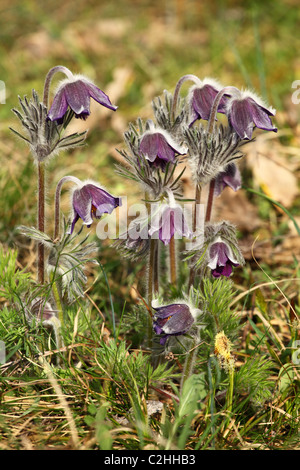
left=205, top=179, right=215, bottom=223
left=171, top=74, right=201, bottom=121
left=36, top=66, right=74, bottom=284
left=147, top=238, right=157, bottom=349
left=207, top=85, right=239, bottom=135
left=54, top=175, right=81, bottom=239
left=188, top=184, right=202, bottom=289
left=153, top=240, right=159, bottom=293
left=43, top=65, right=73, bottom=108
left=37, top=161, right=45, bottom=284
left=169, top=236, right=177, bottom=288
left=180, top=336, right=197, bottom=392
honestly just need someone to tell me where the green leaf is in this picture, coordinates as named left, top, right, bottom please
left=278, top=364, right=295, bottom=393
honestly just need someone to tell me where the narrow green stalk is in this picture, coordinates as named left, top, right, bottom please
left=221, top=368, right=235, bottom=435
left=99, top=261, right=116, bottom=341
left=50, top=272, right=64, bottom=326
left=180, top=336, right=197, bottom=392
left=226, top=368, right=235, bottom=415
left=207, top=357, right=216, bottom=448
left=37, top=161, right=45, bottom=284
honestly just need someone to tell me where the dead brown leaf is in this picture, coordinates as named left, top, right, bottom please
left=246, top=133, right=299, bottom=208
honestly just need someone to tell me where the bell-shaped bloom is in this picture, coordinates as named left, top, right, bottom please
left=139, top=121, right=186, bottom=169
left=226, top=90, right=277, bottom=140
left=148, top=192, right=192, bottom=245
left=70, top=181, right=121, bottom=233
left=152, top=302, right=195, bottom=345
left=48, top=74, right=117, bottom=122
left=187, top=78, right=228, bottom=126
left=28, top=298, right=57, bottom=322
left=214, top=163, right=242, bottom=197
left=207, top=237, right=239, bottom=278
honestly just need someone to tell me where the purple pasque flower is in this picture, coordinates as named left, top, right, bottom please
left=48, top=74, right=117, bottom=122
left=207, top=237, right=239, bottom=278
left=225, top=89, right=277, bottom=140
left=214, top=163, right=242, bottom=197
left=70, top=180, right=121, bottom=233
left=148, top=191, right=192, bottom=245
left=139, top=120, right=186, bottom=169
left=29, top=298, right=56, bottom=321
left=152, top=302, right=196, bottom=345
left=187, top=78, right=228, bottom=126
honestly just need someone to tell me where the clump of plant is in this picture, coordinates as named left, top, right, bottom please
left=4, top=64, right=293, bottom=449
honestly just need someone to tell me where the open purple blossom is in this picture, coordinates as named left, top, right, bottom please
left=214, top=163, right=242, bottom=197
left=225, top=90, right=277, bottom=140
left=139, top=121, right=186, bottom=169
left=187, top=78, right=228, bottom=126
left=48, top=74, right=117, bottom=122
left=148, top=191, right=192, bottom=245
left=152, top=302, right=196, bottom=345
left=69, top=181, right=121, bottom=233
left=207, top=237, right=239, bottom=278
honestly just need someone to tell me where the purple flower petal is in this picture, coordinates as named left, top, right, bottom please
left=84, top=184, right=121, bottom=217
left=149, top=204, right=192, bottom=245
left=48, top=88, right=69, bottom=121
left=48, top=76, right=117, bottom=122
left=139, top=131, right=185, bottom=169
left=70, top=183, right=121, bottom=233
left=215, top=163, right=242, bottom=197
left=153, top=303, right=194, bottom=341
left=208, top=240, right=239, bottom=278
left=140, top=133, right=176, bottom=163
left=64, top=80, right=91, bottom=117
left=248, top=99, right=277, bottom=132
left=229, top=99, right=254, bottom=139
left=85, top=82, right=118, bottom=111
left=212, top=263, right=233, bottom=278
left=72, top=186, right=93, bottom=225
left=189, top=84, right=228, bottom=125
left=228, top=96, right=277, bottom=140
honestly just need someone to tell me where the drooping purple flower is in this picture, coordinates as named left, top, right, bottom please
left=207, top=237, right=239, bottom=278
left=187, top=78, right=228, bottom=126
left=139, top=121, right=186, bottom=169
left=214, top=163, right=242, bottom=197
left=148, top=192, right=192, bottom=245
left=48, top=74, right=117, bottom=122
left=152, top=302, right=195, bottom=345
left=70, top=181, right=121, bottom=233
left=226, top=90, right=277, bottom=140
